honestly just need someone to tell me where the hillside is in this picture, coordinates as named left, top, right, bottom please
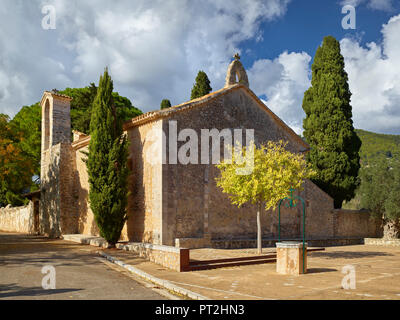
left=356, top=129, right=400, bottom=164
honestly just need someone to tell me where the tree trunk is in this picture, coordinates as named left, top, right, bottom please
left=383, top=219, right=400, bottom=240
left=257, top=202, right=262, bottom=254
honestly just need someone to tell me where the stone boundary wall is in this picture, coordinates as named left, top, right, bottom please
left=0, top=202, right=34, bottom=233
left=116, top=242, right=189, bottom=272
left=210, top=238, right=364, bottom=249
left=175, top=209, right=382, bottom=249
left=175, top=235, right=212, bottom=249
left=364, top=238, right=400, bottom=246
left=333, top=209, right=382, bottom=238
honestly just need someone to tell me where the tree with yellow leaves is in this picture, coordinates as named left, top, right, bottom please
left=215, top=140, right=315, bottom=254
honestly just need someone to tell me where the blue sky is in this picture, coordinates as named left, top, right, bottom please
left=1, top=0, right=400, bottom=134
left=240, top=0, right=400, bottom=67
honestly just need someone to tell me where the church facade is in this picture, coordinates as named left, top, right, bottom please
left=38, top=57, right=381, bottom=248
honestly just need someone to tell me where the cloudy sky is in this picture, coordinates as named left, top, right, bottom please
left=1, top=0, right=399, bottom=134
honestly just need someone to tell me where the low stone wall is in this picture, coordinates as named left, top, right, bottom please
left=175, top=234, right=212, bottom=249
left=0, top=203, right=34, bottom=233
left=210, top=237, right=364, bottom=249
left=116, top=242, right=190, bottom=272
left=333, top=209, right=382, bottom=238
left=364, top=238, right=400, bottom=246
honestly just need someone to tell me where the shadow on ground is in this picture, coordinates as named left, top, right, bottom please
left=307, top=268, right=338, bottom=274
left=0, top=283, right=82, bottom=298
left=309, top=251, right=393, bottom=259
left=0, top=233, right=100, bottom=268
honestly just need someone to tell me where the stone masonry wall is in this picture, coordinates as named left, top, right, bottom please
left=162, top=88, right=318, bottom=245
left=0, top=202, right=34, bottom=233
left=74, top=144, right=98, bottom=236
left=126, top=120, right=163, bottom=244
left=40, top=93, right=75, bottom=238
left=160, top=87, right=382, bottom=246
left=334, top=209, right=382, bottom=238
left=40, top=143, right=78, bottom=237
left=72, top=143, right=129, bottom=240
left=40, top=145, right=61, bottom=237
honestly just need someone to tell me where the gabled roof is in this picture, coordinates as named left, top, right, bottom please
left=123, top=84, right=309, bottom=149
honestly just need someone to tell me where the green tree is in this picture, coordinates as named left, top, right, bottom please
left=86, top=68, right=129, bottom=246
left=9, top=103, right=41, bottom=185
left=190, top=70, right=212, bottom=100
left=60, top=85, right=142, bottom=134
left=359, top=157, right=400, bottom=239
left=0, top=114, right=34, bottom=206
left=215, top=141, right=315, bottom=253
left=302, top=35, right=361, bottom=208
left=160, top=99, right=172, bottom=110
left=0, top=84, right=140, bottom=207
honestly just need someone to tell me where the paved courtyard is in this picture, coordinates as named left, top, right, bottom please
left=104, top=244, right=400, bottom=300
left=0, top=232, right=169, bottom=300
left=2, top=232, right=400, bottom=300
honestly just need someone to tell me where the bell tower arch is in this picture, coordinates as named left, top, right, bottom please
left=39, top=90, right=74, bottom=238
left=225, top=53, right=249, bottom=88
left=40, top=90, right=72, bottom=153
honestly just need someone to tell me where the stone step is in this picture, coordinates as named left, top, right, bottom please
left=185, top=257, right=277, bottom=271
left=184, top=247, right=325, bottom=272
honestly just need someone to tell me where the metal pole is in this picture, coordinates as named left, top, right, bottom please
left=278, top=199, right=282, bottom=242
left=302, top=199, right=305, bottom=274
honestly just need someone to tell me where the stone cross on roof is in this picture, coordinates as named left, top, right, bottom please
left=234, top=53, right=241, bottom=60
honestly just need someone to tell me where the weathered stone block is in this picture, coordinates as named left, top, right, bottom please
left=276, top=241, right=307, bottom=275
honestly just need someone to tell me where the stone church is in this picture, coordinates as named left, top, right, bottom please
left=38, top=56, right=380, bottom=248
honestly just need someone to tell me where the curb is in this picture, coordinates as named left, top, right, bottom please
left=62, top=234, right=113, bottom=248
left=97, top=251, right=210, bottom=301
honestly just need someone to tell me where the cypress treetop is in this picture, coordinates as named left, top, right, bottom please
left=160, top=99, right=172, bottom=110
left=190, top=70, right=212, bottom=100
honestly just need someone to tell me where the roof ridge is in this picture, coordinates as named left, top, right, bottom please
left=122, top=84, right=308, bottom=149
left=123, top=84, right=241, bottom=129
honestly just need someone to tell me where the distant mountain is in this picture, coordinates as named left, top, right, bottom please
left=356, top=129, right=400, bottom=164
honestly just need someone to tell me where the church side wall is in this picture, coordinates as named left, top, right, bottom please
left=59, top=144, right=79, bottom=234
left=72, top=143, right=130, bottom=240
left=162, top=89, right=309, bottom=244
left=126, top=120, right=163, bottom=244
left=74, top=144, right=99, bottom=237
left=160, top=88, right=381, bottom=245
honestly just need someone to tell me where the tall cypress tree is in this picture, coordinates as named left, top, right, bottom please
left=302, top=36, right=361, bottom=208
left=190, top=70, right=212, bottom=100
left=86, top=68, right=129, bottom=245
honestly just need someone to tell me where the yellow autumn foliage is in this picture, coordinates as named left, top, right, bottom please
left=216, top=140, right=315, bottom=211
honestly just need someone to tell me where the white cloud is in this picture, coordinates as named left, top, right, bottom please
left=248, top=13, right=400, bottom=135
left=0, top=0, right=291, bottom=117
left=248, top=51, right=312, bottom=135
left=340, top=14, right=400, bottom=134
left=339, top=0, right=394, bottom=11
